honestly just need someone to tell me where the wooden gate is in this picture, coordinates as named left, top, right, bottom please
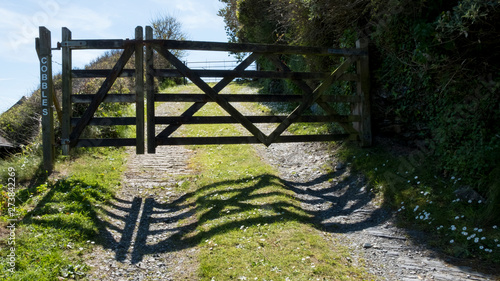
left=36, top=26, right=371, bottom=171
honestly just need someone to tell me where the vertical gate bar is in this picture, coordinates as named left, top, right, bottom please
left=355, top=39, right=372, bottom=147
left=37, top=27, right=55, bottom=172
left=62, top=27, right=72, bottom=155
left=135, top=26, right=145, bottom=154
left=146, top=26, right=155, bottom=153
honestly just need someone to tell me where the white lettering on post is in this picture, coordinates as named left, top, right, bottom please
left=41, top=56, right=49, bottom=116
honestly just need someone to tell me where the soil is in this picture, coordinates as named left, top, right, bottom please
left=83, top=90, right=499, bottom=281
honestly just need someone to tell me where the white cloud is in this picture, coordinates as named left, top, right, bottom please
left=0, top=2, right=112, bottom=63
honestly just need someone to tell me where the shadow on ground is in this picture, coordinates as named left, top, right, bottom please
left=83, top=167, right=391, bottom=264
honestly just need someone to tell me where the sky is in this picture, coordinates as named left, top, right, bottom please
left=0, top=0, right=233, bottom=113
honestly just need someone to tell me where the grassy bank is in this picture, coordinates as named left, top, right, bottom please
left=0, top=147, right=128, bottom=280
left=335, top=143, right=500, bottom=265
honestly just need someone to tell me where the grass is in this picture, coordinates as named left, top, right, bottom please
left=163, top=85, right=371, bottom=280
left=335, top=143, right=500, bottom=265
left=0, top=146, right=128, bottom=280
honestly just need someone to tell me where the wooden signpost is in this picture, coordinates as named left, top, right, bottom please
left=36, top=27, right=55, bottom=173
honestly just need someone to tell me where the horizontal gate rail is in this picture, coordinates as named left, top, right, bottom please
left=154, top=93, right=361, bottom=103
left=155, top=115, right=361, bottom=125
left=157, top=135, right=351, bottom=146
left=62, top=38, right=367, bottom=57
left=73, top=69, right=359, bottom=81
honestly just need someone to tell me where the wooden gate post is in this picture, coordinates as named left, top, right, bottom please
left=36, top=27, right=55, bottom=172
left=135, top=26, right=145, bottom=154
left=354, top=39, right=372, bottom=147
left=146, top=26, right=156, bottom=153
left=61, top=27, right=72, bottom=155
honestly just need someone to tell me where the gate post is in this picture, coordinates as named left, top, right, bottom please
left=36, top=27, right=55, bottom=172
left=62, top=27, right=72, bottom=155
left=354, top=39, right=372, bottom=147
left=135, top=26, right=145, bottom=154
left=146, top=26, right=156, bottom=153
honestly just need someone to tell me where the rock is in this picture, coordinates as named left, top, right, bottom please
left=363, top=243, right=374, bottom=249
left=453, top=186, right=485, bottom=202
left=335, top=162, right=345, bottom=170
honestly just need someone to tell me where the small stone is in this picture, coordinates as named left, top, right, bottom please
left=363, top=243, right=373, bottom=249
left=336, top=162, right=345, bottom=170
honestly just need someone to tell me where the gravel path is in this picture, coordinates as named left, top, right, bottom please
left=255, top=141, right=496, bottom=281
left=84, top=86, right=498, bottom=280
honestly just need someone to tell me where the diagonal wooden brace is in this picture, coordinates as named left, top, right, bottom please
left=154, top=46, right=269, bottom=145
left=70, top=45, right=135, bottom=145
left=265, top=57, right=356, bottom=145
left=267, top=55, right=358, bottom=138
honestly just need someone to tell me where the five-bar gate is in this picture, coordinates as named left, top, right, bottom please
left=36, top=26, right=371, bottom=171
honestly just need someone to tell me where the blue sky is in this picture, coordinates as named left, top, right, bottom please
left=0, top=0, right=231, bottom=113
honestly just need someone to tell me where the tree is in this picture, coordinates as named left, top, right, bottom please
left=150, top=14, right=187, bottom=85
left=217, top=0, right=240, bottom=43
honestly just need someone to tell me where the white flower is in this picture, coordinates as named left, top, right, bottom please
left=475, top=238, right=479, bottom=243
left=479, top=246, right=484, bottom=250
left=450, top=225, right=457, bottom=231
left=463, top=227, right=467, bottom=231
left=450, top=239, right=454, bottom=244
left=478, top=200, right=482, bottom=204
left=478, top=229, right=483, bottom=233
left=493, top=225, right=498, bottom=229
left=415, top=176, right=418, bottom=179
left=401, top=201, right=404, bottom=205
left=451, top=176, right=455, bottom=180
left=414, top=206, right=419, bottom=212
left=455, top=216, right=459, bottom=220
left=497, top=244, right=500, bottom=247
left=468, top=200, right=472, bottom=203
left=417, top=181, right=421, bottom=185
left=481, top=237, right=486, bottom=240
